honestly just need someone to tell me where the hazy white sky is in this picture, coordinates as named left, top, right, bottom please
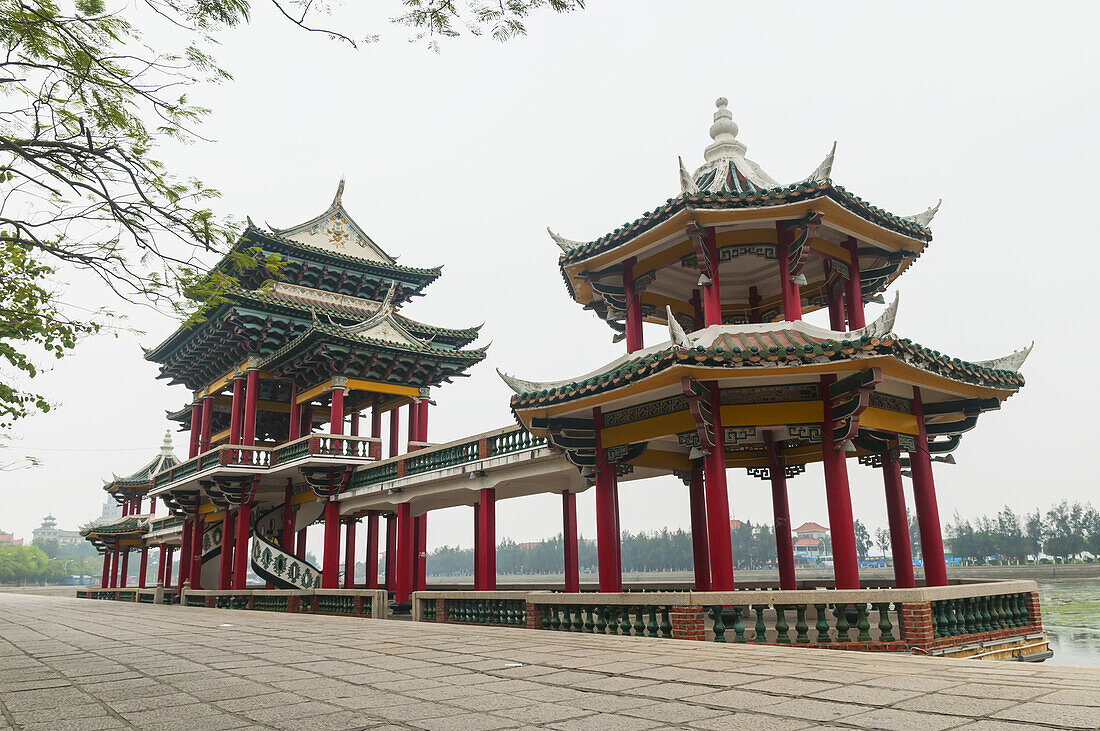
left=3, top=1, right=1098, bottom=557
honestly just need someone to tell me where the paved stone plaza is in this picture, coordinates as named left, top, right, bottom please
left=1, top=594, right=1098, bottom=730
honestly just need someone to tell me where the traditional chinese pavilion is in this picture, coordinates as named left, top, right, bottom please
left=501, top=98, right=1030, bottom=592
left=126, top=181, right=485, bottom=600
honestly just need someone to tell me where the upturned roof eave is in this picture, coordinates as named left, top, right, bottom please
left=504, top=336, right=1025, bottom=418
left=556, top=185, right=932, bottom=308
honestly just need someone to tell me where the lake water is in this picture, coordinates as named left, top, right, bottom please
left=1038, top=577, right=1100, bottom=667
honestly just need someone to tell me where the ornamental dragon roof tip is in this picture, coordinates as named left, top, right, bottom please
left=974, top=341, right=1034, bottom=373
left=678, top=156, right=698, bottom=195
left=666, top=305, right=693, bottom=348
left=803, top=141, right=837, bottom=184
left=496, top=368, right=546, bottom=395
left=845, top=291, right=899, bottom=340
left=903, top=199, right=942, bottom=228
left=332, top=177, right=345, bottom=207
left=547, top=227, right=586, bottom=253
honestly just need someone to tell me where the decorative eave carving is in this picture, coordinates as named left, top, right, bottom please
left=547, top=227, right=587, bottom=253
left=903, top=199, right=942, bottom=228
left=973, top=342, right=1034, bottom=373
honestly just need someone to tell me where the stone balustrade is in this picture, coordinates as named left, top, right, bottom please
left=409, top=580, right=1046, bottom=660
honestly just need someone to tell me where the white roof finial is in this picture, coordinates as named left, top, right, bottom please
left=332, top=177, right=346, bottom=207
left=704, top=97, right=747, bottom=162
left=160, top=430, right=174, bottom=456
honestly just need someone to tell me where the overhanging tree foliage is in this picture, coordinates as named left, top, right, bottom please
left=0, top=0, right=585, bottom=430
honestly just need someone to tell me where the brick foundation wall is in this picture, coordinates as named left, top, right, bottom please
left=436, top=599, right=448, bottom=622
left=1027, top=591, right=1042, bottom=630
left=899, top=603, right=934, bottom=646
left=671, top=606, right=705, bottom=641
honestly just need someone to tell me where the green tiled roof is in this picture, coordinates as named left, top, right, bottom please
left=509, top=330, right=1023, bottom=410
left=558, top=182, right=931, bottom=272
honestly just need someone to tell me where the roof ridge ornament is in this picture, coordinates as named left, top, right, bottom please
left=332, top=177, right=345, bottom=208
left=803, top=141, right=837, bottom=183
left=703, top=97, right=747, bottom=162
left=844, top=291, right=899, bottom=339
left=974, top=342, right=1034, bottom=372
left=496, top=368, right=547, bottom=395
left=678, top=156, right=699, bottom=195
left=160, top=430, right=174, bottom=456
left=547, top=227, right=587, bottom=253
left=903, top=199, right=942, bottom=228
left=666, top=305, right=693, bottom=348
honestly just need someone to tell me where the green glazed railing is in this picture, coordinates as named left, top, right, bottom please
left=931, top=592, right=1030, bottom=637
left=445, top=598, right=526, bottom=626
left=253, top=595, right=288, bottom=612
left=490, top=429, right=545, bottom=457
left=273, top=438, right=310, bottom=464
left=406, top=440, right=480, bottom=476
left=316, top=594, right=355, bottom=615
left=540, top=604, right=672, bottom=638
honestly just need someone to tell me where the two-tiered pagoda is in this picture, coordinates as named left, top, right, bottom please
left=141, top=181, right=485, bottom=600
left=502, top=98, right=1029, bottom=592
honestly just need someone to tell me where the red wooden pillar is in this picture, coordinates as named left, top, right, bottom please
left=242, top=369, right=259, bottom=446
left=407, top=401, right=420, bottom=451
left=119, top=549, right=130, bottom=588
left=343, top=518, right=357, bottom=589
left=163, top=546, right=174, bottom=589
left=593, top=408, right=622, bottom=592
left=699, top=228, right=723, bottom=327
left=623, top=256, right=643, bottom=353
left=188, top=403, right=201, bottom=458
left=233, top=498, right=251, bottom=589
left=388, top=408, right=400, bottom=458
left=394, top=503, right=414, bottom=603
left=100, top=551, right=110, bottom=587
left=288, top=383, right=301, bottom=441
left=295, top=527, right=307, bottom=560
left=748, top=286, right=763, bottom=324
left=134, top=495, right=143, bottom=515
left=156, top=543, right=167, bottom=586
left=703, top=384, right=735, bottom=591
left=775, top=222, right=802, bottom=321
left=826, top=262, right=847, bottom=332
left=473, top=502, right=482, bottom=589
left=177, top=518, right=192, bottom=592
left=820, top=374, right=860, bottom=589
left=302, top=406, right=313, bottom=437
left=190, top=516, right=204, bottom=590
left=218, top=509, right=235, bottom=590
left=371, top=405, right=382, bottom=440
left=415, top=514, right=428, bottom=591
left=418, top=398, right=430, bottom=443
left=765, top=431, right=797, bottom=590
left=688, top=468, right=710, bottom=591
left=909, top=388, right=948, bottom=587
left=477, top=489, right=496, bottom=590
left=562, top=491, right=579, bottom=593
left=138, top=545, right=149, bottom=588
left=843, top=237, right=865, bottom=330
left=365, top=513, right=379, bottom=589
left=280, top=482, right=295, bottom=552
left=350, top=412, right=359, bottom=436
left=107, top=549, right=117, bottom=588
left=148, top=494, right=155, bottom=516
left=882, top=450, right=915, bottom=588
left=329, top=381, right=345, bottom=436
left=229, top=376, right=244, bottom=445
left=199, top=396, right=214, bottom=453
left=384, top=513, right=397, bottom=590
left=690, top=290, right=704, bottom=330
left=322, top=499, right=340, bottom=589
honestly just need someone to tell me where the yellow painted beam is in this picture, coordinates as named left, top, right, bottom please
left=211, top=428, right=230, bottom=445
left=630, top=449, right=692, bottom=472
left=634, top=239, right=694, bottom=278
left=601, top=411, right=696, bottom=449
left=808, top=237, right=851, bottom=263
left=198, top=502, right=216, bottom=515
left=296, top=379, right=334, bottom=405
left=197, top=361, right=273, bottom=399
left=344, top=378, right=421, bottom=399
left=860, top=407, right=919, bottom=436
left=291, top=491, right=320, bottom=506
left=721, top=402, right=824, bottom=427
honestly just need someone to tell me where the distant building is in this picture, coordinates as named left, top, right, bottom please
left=793, top=521, right=829, bottom=560
left=0, top=530, right=22, bottom=547
left=32, top=515, right=83, bottom=546
left=97, top=498, right=122, bottom=525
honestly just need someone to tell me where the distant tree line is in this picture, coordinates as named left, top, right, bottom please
left=425, top=502, right=1100, bottom=576
left=0, top=539, right=100, bottom=585
left=947, top=502, right=1100, bottom=564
